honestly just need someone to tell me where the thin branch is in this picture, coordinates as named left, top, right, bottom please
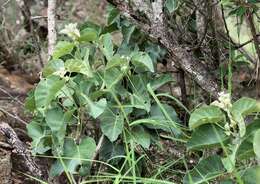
left=16, top=0, right=44, bottom=67
left=92, top=134, right=104, bottom=161
left=246, top=10, right=260, bottom=97
left=0, top=86, right=25, bottom=105
left=0, top=107, right=27, bottom=125
left=47, top=0, right=57, bottom=59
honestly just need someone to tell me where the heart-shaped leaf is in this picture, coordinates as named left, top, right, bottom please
left=189, top=105, right=224, bottom=130
left=99, top=33, right=114, bottom=61
left=131, top=52, right=154, bottom=72
left=50, top=137, right=96, bottom=177
left=99, top=108, right=124, bottom=142
left=65, top=59, right=93, bottom=77
left=231, top=97, right=257, bottom=116
left=131, top=125, right=151, bottom=149
left=27, top=121, right=51, bottom=154
left=52, top=41, right=74, bottom=59
left=43, top=59, right=65, bottom=77
left=187, top=124, right=229, bottom=150
left=78, top=28, right=98, bottom=42
left=35, top=75, right=65, bottom=111
left=183, top=156, right=225, bottom=184
left=241, top=166, right=260, bottom=184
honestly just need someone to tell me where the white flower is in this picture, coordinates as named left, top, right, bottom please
left=211, top=91, right=232, bottom=111
left=60, top=23, right=80, bottom=40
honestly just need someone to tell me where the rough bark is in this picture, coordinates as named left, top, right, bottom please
left=0, top=122, right=43, bottom=179
left=48, top=0, right=57, bottom=58
left=108, top=0, right=220, bottom=99
left=0, top=147, right=11, bottom=184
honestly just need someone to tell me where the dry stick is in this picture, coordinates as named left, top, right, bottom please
left=0, top=107, right=27, bottom=125
left=246, top=11, right=260, bottom=97
left=92, top=134, right=105, bottom=161
left=16, top=0, right=44, bottom=67
left=0, top=122, right=43, bottom=178
left=48, top=0, right=57, bottom=59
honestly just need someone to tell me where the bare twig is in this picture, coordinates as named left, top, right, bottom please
left=92, top=134, right=104, bottom=161
left=16, top=0, right=44, bottom=67
left=47, top=0, right=57, bottom=59
left=0, top=107, right=27, bottom=125
left=0, top=122, right=43, bottom=178
left=0, top=86, right=24, bottom=105
left=246, top=10, right=260, bottom=97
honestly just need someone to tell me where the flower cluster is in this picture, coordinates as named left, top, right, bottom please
left=60, top=23, right=80, bottom=40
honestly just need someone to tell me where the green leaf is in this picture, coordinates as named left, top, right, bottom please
left=45, top=106, right=68, bottom=153
left=80, top=93, right=107, bottom=118
left=183, top=156, right=225, bottom=184
left=27, top=121, right=44, bottom=139
left=43, top=59, right=65, bottom=77
left=147, top=104, right=180, bottom=132
left=99, top=108, right=124, bottom=142
left=165, top=0, right=178, bottom=13
left=130, top=93, right=151, bottom=112
left=131, top=126, right=151, bottom=149
left=104, top=67, right=123, bottom=89
left=99, top=137, right=125, bottom=164
left=187, top=124, right=229, bottom=150
left=231, top=97, right=257, bottom=116
left=78, top=28, right=98, bottom=42
left=50, top=137, right=96, bottom=177
left=150, top=74, right=173, bottom=90
left=27, top=121, right=51, bottom=154
left=232, top=112, right=246, bottom=137
left=237, top=119, right=260, bottom=160
left=35, top=75, right=65, bottom=111
left=221, top=144, right=238, bottom=172
left=129, top=74, right=151, bottom=112
left=107, top=5, right=120, bottom=25
left=45, top=107, right=64, bottom=132
left=241, top=166, right=260, bottom=184
left=65, top=59, right=93, bottom=77
left=52, top=41, right=74, bottom=59
left=25, top=90, right=36, bottom=112
left=189, top=105, right=224, bottom=130
left=122, top=24, right=135, bottom=44
left=131, top=52, right=154, bottom=72
left=100, top=33, right=114, bottom=61
left=106, top=54, right=128, bottom=70
left=253, top=129, right=260, bottom=160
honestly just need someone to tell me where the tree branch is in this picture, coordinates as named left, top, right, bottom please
left=246, top=11, right=260, bottom=97
left=47, top=0, right=57, bottom=58
left=107, top=0, right=220, bottom=99
left=0, top=122, right=43, bottom=178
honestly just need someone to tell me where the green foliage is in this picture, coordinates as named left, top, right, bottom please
left=187, top=94, right=260, bottom=183
left=26, top=19, right=177, bottom=178
left=25, top=3, right=260, bottom=182
left=164, top=0, right=179, bottom=13
left=183, top=156, right=225, bottom=184
left=189, top=105, right=224, bottom=130
left=187, top=124, right=229, bottom=150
